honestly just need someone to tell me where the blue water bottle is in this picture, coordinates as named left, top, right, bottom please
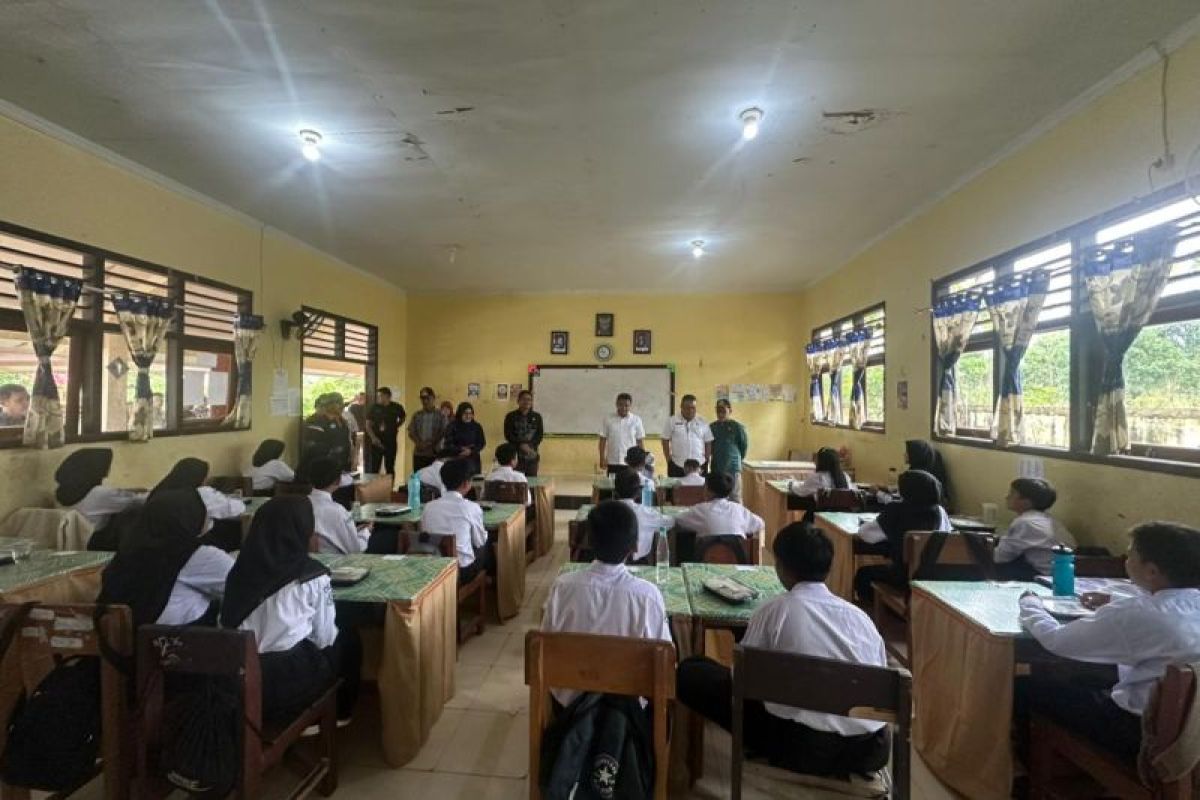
left=407, top=473, right=422, bottom=512
left=1051, top=546, right=1075, bottom=597
left=641, top=482, right=654, bottom=507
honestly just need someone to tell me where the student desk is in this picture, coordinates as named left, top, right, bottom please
left=568, top=504, right=687, bottom=563
left=909, top=580, right=1051, bottom=800
left=813, top=511, right=879, bottom=601
left=740, top=460, right=815, bottom=528
left=591, top=476, right=679, bottom=506
left=472, top=477, right=557, bottom=559
left=762, top=480, right=806, bottom=556
left=0, top=550, right=112, bottom=604
left=316, top=553, right=458, bottom=768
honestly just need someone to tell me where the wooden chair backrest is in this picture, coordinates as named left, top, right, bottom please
left=817, top=488, right=863, bottom=512
left=1076, top=554, right=1128, bottom=578
left=693, top=534, right=759, bottom=566
left=274, top=481, right=313, bottom=497
left=525, top=631, right=675, bottom=800
left=904, top=530, right=996, bottom=581
left=671, top=485, right=706, bottom=506
left=732, top=645, right=911, bottom=800
left=208, top=476, right=252, bottom=497
left=355, top=474, right=393, bottom=505
left=484, top=481, right=527, bottom=505
left=397, top=527, right=457, bottom=558
left=1141, top=664, right=1198, bottom=795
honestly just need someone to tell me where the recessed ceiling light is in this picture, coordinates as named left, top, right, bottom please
left=739, top=107, right=764, bottom=141
left=691, top=240, right=706, bottom=259
left=299, top=129, right=323, bottom=162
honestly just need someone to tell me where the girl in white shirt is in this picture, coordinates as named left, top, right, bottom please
left=244, top=439, right=295, bottom=494
left=787, top=447, right=851, bottom=497
left=55, top=447, right=145, bottom=534
left=220, top=496, right=361, bottom=723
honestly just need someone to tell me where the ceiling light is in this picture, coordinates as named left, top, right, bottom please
left=299, top=129, right=323, bottom=162
left=691, top=240, right=705, bottom=259
left=739, top=107, right=764, bottom=141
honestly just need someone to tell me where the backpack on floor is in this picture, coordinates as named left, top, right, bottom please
left=540, top=692, right=654, bottom=800
left=161, top=677, right=242, bottom=798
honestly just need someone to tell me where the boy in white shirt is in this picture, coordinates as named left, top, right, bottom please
left=307, top=457, right=370, bottom=555
left=420, top=458, right=491, bottom=584
left=613, top=468, right=676, bottom=562
left=542, top=500, right=672, bottom=706
left=677, top=522, right=890, bottom=778
left=486, top=443, right=531, bottom=505
left=625, top=446, right=656, bottom=489
left=675, top=472, right=765, bottom=563
left=994, top=478, right=1075, bottom=580
left=416, top=452, right=450, bottom=497
left=1018, top=521, right=1200, bottom=761
left=677, top=459, right=706, bottom=487
left=598, top=393, right=645, bottom=475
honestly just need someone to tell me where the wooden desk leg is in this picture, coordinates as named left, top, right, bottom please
left=687, top=619, right=708, bottom=784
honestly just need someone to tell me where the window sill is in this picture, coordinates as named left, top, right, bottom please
left=0, top=423, right=248, bottom=450
left=932, top=433, right=1200, bottom=478
left=808, top=421, right=887, bottom=435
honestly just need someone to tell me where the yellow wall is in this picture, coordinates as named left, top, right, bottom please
left=0, top=112, right=407, bottom=514
left=405, top=292, right=803, bottom=475
left=796, top=35, right=1200, bottom=552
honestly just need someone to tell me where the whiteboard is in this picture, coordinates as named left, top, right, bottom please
left=532, top=366, right=674, bottom=435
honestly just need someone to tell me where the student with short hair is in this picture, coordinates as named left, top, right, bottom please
left=487, top=443, right=531, bottom=505
left=624, top=446, right=656, bottom=489
left=614, top=468, right=676, bottom=562
left=244, top=439, right=295, bottom=493
left=308, top=457, right=369, bottom=554
left=674, top=472, right=765, bottom=539
left=677, top=459, right=706, bottom=487
left=853, top=470, right=950, bottom=602
left=787, top=447, right=851, bottom=497
left=0, top=383, right=29, bottom=426
left=416, top=450, right=451, bottom=497
left=542, top=500, right=672, bottom=705
left=598, top=393, right=645, bottom=476
left=994, top=478, right=1075, bottom=580
left=677, top=522, right=890, bottom=779
left=1018, top=521, right=1200, bottom=761
left=420, top=458, right=490, bottom=584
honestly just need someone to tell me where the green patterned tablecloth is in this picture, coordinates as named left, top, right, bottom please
left=572, top=504, right=689, bottom=523
left=743, top=460, right=815, bottom=470
left=556, top=563, right=690, bottom=617
left=354, top=503, right=420, bottom=525
left=482, top=503, right=523, bottom=528
left=910, top=580, right=1049, bottom=638
left=814, top=511, right=877, bottom=536
left=472, top=476, right=552, bottom=488
left=314, top=554, right=455, bottom=605
left=0, top=551, right=112, bottom=596
left=592, top=476, right=682, bottom=491
left=681, top=563, right=785, bottom=625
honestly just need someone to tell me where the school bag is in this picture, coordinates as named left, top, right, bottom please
left=160, top=677, right=243, bottom=797
left=539, top=692, right=654, bottom=800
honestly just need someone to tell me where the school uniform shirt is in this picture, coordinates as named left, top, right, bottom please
left=417, top=459, right=447, bottom=495
left=677, top=473, right=706, bottom=487
left=857, top=506, right=952, bottom=544
left=244, top=459, right=295, bottom=492
left=541, top=561, right=672, bottom=705
left=995, top=510, right=1077, bottom=574
left=661, top=415, right=714, bottom=468
left=69, top=485, right=146, bottom=530
left=309, top=489, right=369, bottom=555
left=157, top=546, right=234, bottom=626
left=743, top=582, right=888, bottom=736
left=238, top=575, right=338, bottom=654
left=618, top=498, right=677, bottom=560
left=420, top=490, right=488, bottom=569
left=197, top=486, right=246, bottom=520
left=599, top=413, right=646, bottom=466
left=674, top=498, right=764, bottom=539
left=786, top=471, right=834, bottom=498
left=486, top=465, right=531, bottom=505
left=1019, top=588, right=1200, bottom=714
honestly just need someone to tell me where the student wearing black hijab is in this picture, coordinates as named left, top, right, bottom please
left=155, top=457, right=247, bottom=551
left=852, top=470, right=951, bottom=602
left=220, top=496, right=360, bottom=723
left=904, top=439, right=951, bottom=507
left=244, top=439, right=294, bottom=495
left=97, top=489, right=233, bottom=628
left=55, top=447, right=145, bottom=532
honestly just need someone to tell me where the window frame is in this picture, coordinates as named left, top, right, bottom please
left=0, top=219, right=252, bottom=447
left=809, top=302, right=886, bottom=434
left=299, top=305, right=378, bottom=420
left=930, top=182, right=1200, bottom=477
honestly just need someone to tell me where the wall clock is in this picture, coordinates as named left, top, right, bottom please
left=595, top=343, right=614, bottom=362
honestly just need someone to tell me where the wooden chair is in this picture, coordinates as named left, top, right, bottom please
left=355, top=474, right=393, bottom=505
left=672, top=485, right=706, bottom=506
left=397, top=528, right=488, bottom=644
left=1076, top=553, right=1128, bottom=578
left=818, top=488, right=865, bottom=512
left=731, top=646, right=911, bottom=800
left=484, top=481, right=537, bottom=561
left=209, top=475, right=253, bottom=497
left=0, top=603, right=132, bottom=800
left=275, top=481, right=313, bottom=497
left=1030, top=664, right=1198, bottom=799
left=525, top=631, right=676, bottom=800
left=0, top=507, right=94, bottom=551
left=696, top=534, right=760, bottom=565
left=134, top=625, right=338, bottom=800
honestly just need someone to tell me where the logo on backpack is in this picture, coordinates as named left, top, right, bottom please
left=590, top=754, right=619, bottom=798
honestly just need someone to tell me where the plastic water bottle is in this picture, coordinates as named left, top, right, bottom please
left=1051, top=546, right=1075, bottom=596
left=641, top=482, right=654, bottom=508
left=655, top=527, right=671, bottom=580
left=407, top=473, right=422, bottom=512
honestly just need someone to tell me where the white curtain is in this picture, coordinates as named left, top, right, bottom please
left=984, top=270, right=1049, bottom=447
left=845, top=329, right=872, bottom=430
left=805, top=343, right=824, bottom=423
left=824, top=338, right=847, bottom=425
left=225, top=313, right=264, bottom=430
left=14, top=268, right=82, bottom=449
left=112, top=291, right=174, bottom=442
left=932, top=294, right=982, bottom=436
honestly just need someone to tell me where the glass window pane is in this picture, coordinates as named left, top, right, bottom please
left=183, top=349, right=234, bottom=422
left=1125, top=320, right=1200, bottom=450
left=865, top=365, right=884, bottom=424
left=839, top=367, right=854, bottom=425
left=955, top=349, right=993, bottom=433
left=1021, top=330, right=1070, bottom=448
left=0, top=328, right=70, bottom=430
left=102, top=332, right=167, bottom=432
left=1096, top=198, right=1199, bottom=245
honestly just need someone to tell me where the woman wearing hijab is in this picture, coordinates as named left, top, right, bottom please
left=904, top=439, right=951, bottom=507
left=244, top=439, right=294, bottom=495
left=97, top=489, right=233, bottom=628
left=55, top=447, right=145, bottom=531
left=220, top=496, right=360, bottom=723
left=853, top=470, right=951, bottom=602
left=787, top=447, right=851, bottom=497
left=154, top=457, right=246, bottom=550
left=441, top=402, right=486, bottom=476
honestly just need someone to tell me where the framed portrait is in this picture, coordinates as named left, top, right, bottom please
left=467, top=382, right=481, bottom=399
left=632, top=329, right=651, bottom=354
left=595, top=313, right=614, bottom=337
left=495, top=383, right=509, bottom=401
left=550, top=330, right=569, bottom=355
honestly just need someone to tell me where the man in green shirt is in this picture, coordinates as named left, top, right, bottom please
left=709, top=398, right=749, bottom=502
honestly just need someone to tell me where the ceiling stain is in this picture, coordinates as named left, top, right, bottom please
left=821, top=108, right=889, bottom=134
left=435, top=106, right=475, bottom=116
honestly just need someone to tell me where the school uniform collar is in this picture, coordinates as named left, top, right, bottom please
left=789, top=581, right=833, bottom=598
left=587, top=561, right=630, bottom=577
left=446, top=490, right=466, bottom=501
left=312, top=488, right=333, bottom=502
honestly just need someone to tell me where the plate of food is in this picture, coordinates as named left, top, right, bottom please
left=330, top=566, right=370, bottom=587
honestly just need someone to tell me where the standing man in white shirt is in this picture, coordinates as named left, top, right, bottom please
left=598, top=392, right=645, bottom=476
left=677, top=522, right=890, bottom=778
left=1017, top=521, right=1200, bottom=761
left=420, top=459, right=491, bottom=584
left=662, top=394, right=714, bottom=478
left=307, top=457, right=370, bottom=555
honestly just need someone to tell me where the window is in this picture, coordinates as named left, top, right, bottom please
left=0, top=220, right=252, bottom=446
left=300, top=307, right=377, bottom=419
left=809, top=303, right=886, bottom=431
left=931, top=184, right=1200, bottom=473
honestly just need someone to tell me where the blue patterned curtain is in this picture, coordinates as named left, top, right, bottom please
left=14, top=268, right=82, bottom=449
left=111, top=291, right=174, bottom=442
left=984, top=270, right=1050, bottom=447
left=845, top=328, right=872, bottom=430
left=932, top=294, right=982, bottom=436
left=1081, top=230, right=1174, bottom=455
left=225, top=313, right=264, bottom=430
left=824, top=338, right=847, bottom=425
left=804, top=343, right=824, bottom=423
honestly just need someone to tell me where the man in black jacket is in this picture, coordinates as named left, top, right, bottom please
left=503, top=389, right=544, bottom=476
left=302, top=393, right=353, bottom=474
left=367, top=387, right=406, bottom=476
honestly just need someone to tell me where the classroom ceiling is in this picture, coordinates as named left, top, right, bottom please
left=0, top=2, right=1196, bottom=293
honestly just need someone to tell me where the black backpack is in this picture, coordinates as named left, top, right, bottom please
left=540, top=693, right=654, bottom=800
left=161, top=677, right=242, bottom=798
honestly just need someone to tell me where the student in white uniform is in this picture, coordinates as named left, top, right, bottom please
left=613, top=468, right=676, bottom=563
left=661, top=394, right=714, bottom=477
left=674, top=472, right=765, bottom=563
left=221, top=496, right=361, bottom=723
left=994, top=478, right=1075, bottom=580
left=420, top=459, right=490, bottom=584
left=416, top=451, right=450, bottom=497
left=787, top=447, right=851, bottom=497
left=153, top=457, right=246, bottom=551
left=542, top=500, right=672, bottom=706
left=54, top=447, right=145, bottom=533
left=853, top=470, right=951, bottom=603
left=677, top=459, right=706, bottom=487
left=486, top=443, right=531, bottom=505
left=598, top=392, right=645, bottom=476
left=677, top=522, right=890, bottom=778
left=624, top=446, right=656, bottom=489
left=307, top=457, right=370, bottom=555
left=1017, top=521, right=1200, bottom=761
left=96, top=489, right=233, bottom=628
left=245, top=439, right=295, bottom=494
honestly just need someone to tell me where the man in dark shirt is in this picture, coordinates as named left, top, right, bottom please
left=503, top=389, right=545, bottom=476
left=303, top=393, right=353, bottom=474
left=367, top=386, right=407, bottom=476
